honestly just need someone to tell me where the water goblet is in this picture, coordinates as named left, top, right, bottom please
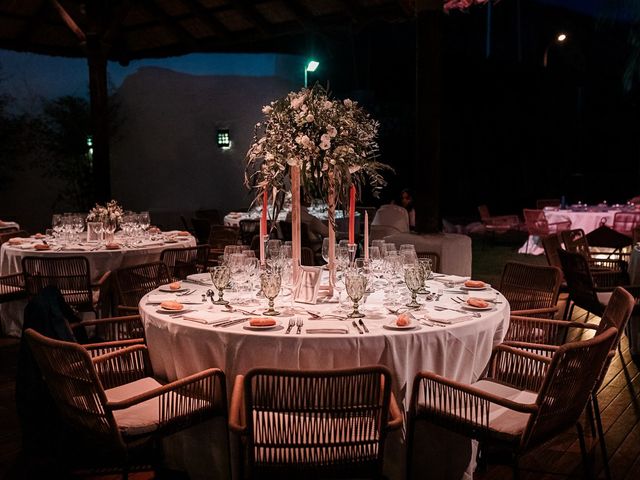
left=404, top=265, right=425, bottom=308
left=209, top=266, right=231, bottom=305
left=345, top=272, right=367, bottom=318
left=261, top=272, right=282, bottom=316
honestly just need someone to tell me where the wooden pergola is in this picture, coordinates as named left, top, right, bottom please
left=0, top=0, right=444, bottom=232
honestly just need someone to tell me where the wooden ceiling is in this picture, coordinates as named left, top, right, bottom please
left=0, top=0, right=415, bottom=62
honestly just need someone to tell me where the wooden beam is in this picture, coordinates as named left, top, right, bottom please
left=140, top=0, right=199, bottom=50
left=50, top=0, right=86, bottom=42
left=181, top=0, right=231, bottom=39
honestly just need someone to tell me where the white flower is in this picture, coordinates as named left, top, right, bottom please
left=324, top=100, right=333, bottom=109
left=265, top=153, right=275, bottom=161
left=326, top=125, right=337, bottom=137
left=287, top=158, right=298, bottom=166
left=262, top=105, right=273, bottom=114
left=306, top=114, right=314, bottom=123
left=291, top=95, right=305, bottom=110
left=343, top=99, right=353, bottom=107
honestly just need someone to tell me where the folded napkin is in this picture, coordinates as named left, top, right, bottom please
left=147, top=294, right=177, bottom=304
left=18, top=243, right=38, bottom=250
left=436, top=275, right=470, bottom=284
left=186, top=273, right=212, bottom=284
left=306, top=328, right=349, bottom=334
left=133, top=241, right=165, bottom=248
left=424, top=309, right=471, bottom=324
left=175, top=295, right=205, bottom=304
left=61, top=244, right=92, bottom=251
left=180, top=311, right=221, bottom=324
left=294, top=266, right=322, bottom=304
left=467, top=290, right=497, bottom=301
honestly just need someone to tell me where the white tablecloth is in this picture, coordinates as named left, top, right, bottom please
left=519, top=209, right=620, bottom=255
left=383, top=232, right=472, bottom=276
left=140, top=279, right=509, bottom=479
left=0, top=232, right=196, bottom=336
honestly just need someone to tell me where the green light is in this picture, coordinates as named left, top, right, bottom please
left=306, top=60, right=319, bottom=72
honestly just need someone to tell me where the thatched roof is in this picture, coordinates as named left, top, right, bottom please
left=0, top=0, right=415, bottom=62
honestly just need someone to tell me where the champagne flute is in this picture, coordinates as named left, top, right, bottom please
left=210, top=266, right=231, bottom=305
left=261, top=272, right=282, bottom=316
left=404, top=265, right=425, bottom=308
left=345, top=272, right=367, bottom=318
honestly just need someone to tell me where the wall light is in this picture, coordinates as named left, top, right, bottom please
left=216, top=129, right=231, bottom=149
left=304, top=60, right=320, bottom=88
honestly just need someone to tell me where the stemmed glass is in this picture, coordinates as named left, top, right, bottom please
left=227, top=253, right=246, bottom=292
left=419, top=258, right=432, bottom=293
left=321, top=238, right=334, bottom=266
left=139, top=211, right=151, bottom=237
left=345, top=272, right=367, bottom=318
left=52, top=214, right=64, bottom=240
left=404, top=265, right=425, bottom=308
left=210, top=266, right=231, bottom=305
left=260, top=272, right=282, bottom=316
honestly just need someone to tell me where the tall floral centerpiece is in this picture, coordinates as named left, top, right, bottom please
left=245, top=85, right=390, bottom=285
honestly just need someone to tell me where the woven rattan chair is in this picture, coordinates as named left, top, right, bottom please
left=208, top=225, right=239, bottom=254
left=523, top=209, right=571, bottom=237
left=408, top=326, right=618, bottom=479
left=190, top=217, right=211, bottom=244
left=239, top=219, right=260, bottom=246
left=25, top=328, right=227, bottom=476
left=22, top=256, right=110, bottom=316
left=160, top=245, right=210, bottom=279
left=114, top=261, right=172, bottom=314
left=501, top=287, right=635, bottom=480
left=561, top=229, right=628, bottom=287
left=499, top=262, right=562, bottom=319
left=229, top=366, right=402, bottom=479
left=0, top=271, right=27, bottom=304
left=478, top=205, right=522, bottom=234
left=417, top=251, right=440, bottom=273
left=612, top=212, right=640, bottom=237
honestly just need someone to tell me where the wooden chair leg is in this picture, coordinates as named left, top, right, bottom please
left=591, top=393, right=612, bottom=480
left=585, top=396, right=597, bottom=437
left=576, top=422, right=593, bottom=480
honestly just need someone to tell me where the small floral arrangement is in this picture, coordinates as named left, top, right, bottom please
left=245, top=84, right=391, bottom=220
left=86, top=199, right=124, bottom=227
left=444, top=0, right=489, bottom=13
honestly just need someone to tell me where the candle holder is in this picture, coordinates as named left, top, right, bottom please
left=348, top=243, right=357, bottom=267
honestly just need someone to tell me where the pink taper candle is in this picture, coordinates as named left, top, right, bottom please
left=364, top=210, right=369, bottom=260
left=259, top=189, right=267, bottom=265
left=348, top=185, right=356, bottom=244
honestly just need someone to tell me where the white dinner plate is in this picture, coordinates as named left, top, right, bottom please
left=158, top=305, right=186, bottom=313
left=460, top=284, right=490, bottom=291
left=243, top=321, right=280, bottom=331
left=159, top=284, right=189, bottom=292
left=383, top=321, right=419, bottom=331
left=461, top=303, right=493, bottom=311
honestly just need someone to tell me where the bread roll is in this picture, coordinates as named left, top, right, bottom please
left=34, top=244, right=50, bottom=250
left=249, top=318, right=276, bottom=327
left=396, top=313, right=411, bottom=327
left=169, top=282, right=182, bottom=290
left=467, top=298, right=489, bottom=308
left=105, top=242, right=120, bottom=250
left=160, top=301, right=183, bottom=311
left=464, top=280, right=486, bottom=289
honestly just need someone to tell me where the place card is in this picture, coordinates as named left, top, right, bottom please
left=293, top=265, right=322, bottom=304
left=86, top=222, right=103, bottom=242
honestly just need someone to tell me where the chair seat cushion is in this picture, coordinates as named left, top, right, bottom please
left=471, top=380, right=537, bottom=437
left=105, top=377, right=162, bottom=436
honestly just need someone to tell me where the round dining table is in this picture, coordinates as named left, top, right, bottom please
left=0, top=231, right=196, bottom=337
left=140, top=275, right=510, bottom=480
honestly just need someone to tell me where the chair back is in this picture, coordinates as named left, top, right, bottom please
left=239, top=219, right=260, bottom=246
left=417, top=251, right=440, bottom=273
left=536, top=199, right=561, bottom=210
left=190, top=217, right=211, bottom=244
left=208, top=226, right=239, bottom=251
left=612, top=212, right=640, bottom=237
left=557, top=249, right=602, bottom=314
left=195, top=209, right=222, bottom=225
left=242, top=366, right=393, bottom=477
left=541, top=234, right=563, bottom=270
left=22, top=256, right=93, bottom=310
left=23, top=329, right=124, bottom=450
left=561, top=229, right=590, bottom=259
left=523, top=327, right=617, bottom=449
left=523, top=209, right=550, bottom=236
left=0, top=229, right=29, bottom=245
left=161, top=245, right=210, bottom=279
left=115, top=261, right=172, bottom=307
left=498, top=262, right=561, bottom=317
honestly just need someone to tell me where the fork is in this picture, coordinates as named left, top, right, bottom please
left=305, top=310, right=347, bottom=320
left=296, top=318, right=303, bottom=334
left=434, top=305, right=481, bottom=318
left=285, top=319, right=295, bottom=334
left=177, top=289, right=195, bottom=296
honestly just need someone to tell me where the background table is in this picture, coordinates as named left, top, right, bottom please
left=0, top=232, right=196, bottom=336
left=140, top=280, right=509, bottom=479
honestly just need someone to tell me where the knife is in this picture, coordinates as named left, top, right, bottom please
left=184, top=278, right=211, bottom=286
left=216, top=317, right=250, bottom=328
left=352, top=320, right=363, bottom=334
left=358, top=319, right=369, bottom=333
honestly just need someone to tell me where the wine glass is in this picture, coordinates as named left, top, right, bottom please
left=321, top=238, right=334, bottom=265
left=52, top=214, right=64, bottom=239
left=227, top=253, right=246, bottom=292
left=345, top=272, right=367, bottom=318
left=209, top=266, right=231, bottom=305
left=404, top=265, right=425, bottom=308
left=260, top=272, right=282, bottom=316
left=139, top=211, right=151, bottom=236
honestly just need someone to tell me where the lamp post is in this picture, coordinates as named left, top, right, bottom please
left=304, top=60, right=319, bottom=88
left=543, top=33, right=567, bottom=68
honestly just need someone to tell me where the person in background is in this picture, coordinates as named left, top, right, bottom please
left=400, top=188, right=416, bottom=229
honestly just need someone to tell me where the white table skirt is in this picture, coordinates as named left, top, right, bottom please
left=0, top=233, right=196, bottom=337
left=140, top=281, right=509, bottom=479
left=519, top=210, right=619, bottom=255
